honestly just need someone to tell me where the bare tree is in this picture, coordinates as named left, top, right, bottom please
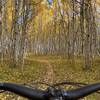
left=10, top=0, right=21, bottom=67
left=0, top=0, right=2, bottom=59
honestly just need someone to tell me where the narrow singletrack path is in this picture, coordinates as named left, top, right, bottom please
left=27, top=58, right=55, bottom=84
left=44, top=60, right=54, bottom=84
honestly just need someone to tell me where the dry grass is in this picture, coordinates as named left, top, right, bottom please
left=0, top=55, right=99, bottom=99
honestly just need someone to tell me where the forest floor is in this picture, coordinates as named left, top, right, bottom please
left=0, top=54, right=100, bottom=99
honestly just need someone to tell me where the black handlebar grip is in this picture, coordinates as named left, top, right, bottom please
left=0, top=83, right=48, bottom=100
left=63, top=83, right=100, bottom=100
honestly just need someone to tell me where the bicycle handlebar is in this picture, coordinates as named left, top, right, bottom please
left=0, top=82, right=99, bottom=100
left=63, top=83, right=100, bottom=100
left=0, top=83, right=47, bottom=100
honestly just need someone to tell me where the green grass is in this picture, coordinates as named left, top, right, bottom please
left=0, top=55, right=100, bottom=99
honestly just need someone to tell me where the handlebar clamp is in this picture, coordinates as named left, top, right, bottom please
left=47, top=87, right=64, bottom=100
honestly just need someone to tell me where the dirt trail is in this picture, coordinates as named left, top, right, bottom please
left=44, top=60, right=54, bottom=84
left=28, top=59, right=55, bottom=84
